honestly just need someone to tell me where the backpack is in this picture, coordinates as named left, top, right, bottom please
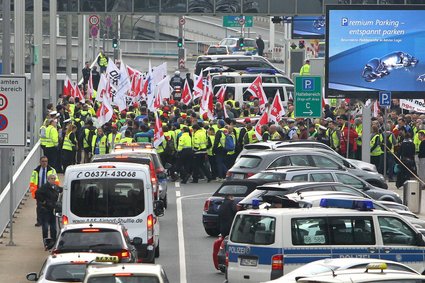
left=164, top=136, right=176, bottom=156
left=224, top=134, right=235, bottom=152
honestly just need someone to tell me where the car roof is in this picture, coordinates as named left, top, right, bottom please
left=257, top=181, right=344, bottom=190
left=86, top=263, right=163, bottom=276
left=221, top=179, right=273, bottom=187
left=60, top=223, right=124, bottom=231
left=263, top=166, right=343, bottom=173
left=45, top=252, right=112, bottom=264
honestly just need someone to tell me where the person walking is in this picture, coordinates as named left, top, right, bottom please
left=396, top=132, right=417, bottom=188
left=256, top=35, right=265, bottom=57
left=417, top=131, right=425, bottom=188
left=35, top=173, right=62, bottom=250
left=370, top=125, right=384, bottom=174
left=61, top=124, right=77, bottom=171
left=217, top=194, right=237, bottom=237
left=177, top=127, right=193, bottom=184
left=82, top=61, right=91, bottom=87
left=192, top=124, right=212, bottom=183
left=30, top=157, right=59, bottom=227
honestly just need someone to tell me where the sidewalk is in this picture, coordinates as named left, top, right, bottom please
left=0, top=192, right=49, bottom=283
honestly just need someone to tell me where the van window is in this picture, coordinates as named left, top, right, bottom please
left=378, top=216, right=417, bottom=246
left=212, top=76, right=236, bottom=87
left=328, top=217, right=375, bottom=245
left=230, top=215, right=275, bottom=245
left=70, top=179, right=145, bottom=217
left=278, top=77, right=293, bottom=85
left=234, top=156, right=262, bottom=169
left=292, top=217, right=375, bottom=245
left=243, top=86, right=286, bottom=102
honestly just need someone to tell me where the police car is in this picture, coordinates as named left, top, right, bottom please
left=26, top=252, right=110, bottom=283
left=226, top=199, right=425, bottom=283
left=294, top=262, right=425, bottom=283
left=83, top=256, right=169, bottom=283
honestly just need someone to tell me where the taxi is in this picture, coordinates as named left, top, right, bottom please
left=83, top=256, right=169, bottom=283
left=295, top=263, right=425, bottom=283
left=26, top=252, right=110, bottom=283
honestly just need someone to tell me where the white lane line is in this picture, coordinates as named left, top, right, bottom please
left=176, top=191, right=181, bottom=197
left=176, top=194, right=187, bottom=283
left=180, top=192, right=212, bottom=199
left=175, top=182, right=180, bottom=188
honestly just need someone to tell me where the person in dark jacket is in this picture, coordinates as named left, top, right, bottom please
left=218, top=194, right=237, bottom=237
left=35, top=173, right=62, bottom=249
left=183, top=73, right=194, bottom=92
left=396, top=132, right=417, bottom=188
left=91, top=66, right=101, bottom=90
left=256, top=35, right=265, bottom=56
left=82, top=61, right=91, bottom=87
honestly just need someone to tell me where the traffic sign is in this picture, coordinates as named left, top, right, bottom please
left=89, top=15, right=99, bottom=26
left=105, top=16, right=113, bottom=28
left=0, top=76, right=26, bottom=146
left=379, top=91, right=391, bottom=107
left=0, top=93, right=8, bottom=111
left=179, top=17, right=186, bottom=26
left=90, top=25, right=99, bottom=37
left=223, top=16, right=253, bottom=27
left=294, top=76, right=322, bottom=118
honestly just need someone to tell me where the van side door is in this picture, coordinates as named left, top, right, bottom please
left=377, top=216, right=425, bottom=273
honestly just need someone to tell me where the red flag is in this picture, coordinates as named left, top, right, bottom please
left=193, top=73, right=204, bottom=99
left=245, top=75, right=267, bottom=110
left=216, top=85, right=227, bottom=107
left=153, top=90, right=161, bottom=109
left=153, top=112, right=165, bottom=148
left=181, top=79, right=192, bottom=105
left=96, top=94, right=113, bottom=126
left=254, top=111, right=269, bottom=141
left=200, top=75, right=214, bottom=120
left=74, top=84, right=85, bottom=103
left=63, top=76, right=73, bottom=97
left=269, top=91, right=285, bottom=123
left=140, top=77, right=149, bottom=101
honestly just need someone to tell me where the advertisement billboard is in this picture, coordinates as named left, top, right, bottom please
left=292, top=16, right=326, bottom=39
left=326, top=5, right=425, bottom=98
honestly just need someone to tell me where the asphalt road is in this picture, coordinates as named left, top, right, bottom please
left=157, top=181, right=225, bottom=283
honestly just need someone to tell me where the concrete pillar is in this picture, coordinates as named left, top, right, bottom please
left=66, top=15, right=73, bottom=77
left=78, top=15, right=84, bottom=82
left=34, top=0, right=43, bottom=137
left=50, top=0, right=57, bottom=104
left=362, top=102, right=372, bottom=164
left=269, top=17, right=275, bottom=52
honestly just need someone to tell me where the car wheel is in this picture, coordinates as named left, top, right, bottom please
left=205, top=228, right=220, bottom=237
left=155, top=243, right=160, bottom=258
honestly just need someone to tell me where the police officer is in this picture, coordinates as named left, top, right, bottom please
left=97, top=49, right=108, bottom=73
left=61, top=124, right=77, bottom=171
left=370, top=125, right=384, bottom=173
left=80, top=119, right=97, bottom=163
left=45, top=119, right=59, bottom=171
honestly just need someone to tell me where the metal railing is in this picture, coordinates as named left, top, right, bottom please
left=0, top=141, right=41, bottom=236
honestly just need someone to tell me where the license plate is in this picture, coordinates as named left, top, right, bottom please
left=233, top=174, right=244, bottom=179
left=240, top=258, right=258, bottom=267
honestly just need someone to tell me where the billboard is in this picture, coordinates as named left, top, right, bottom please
left=326, top=5, right=425, bottom=99
left=292, top=16, right=326, bottom=39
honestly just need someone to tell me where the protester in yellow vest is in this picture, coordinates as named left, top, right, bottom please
left=299, top=60, right=311, bottom=75
left=92, top=127, right=108, bottom=155
left=62, top=124, right=77, bottom=171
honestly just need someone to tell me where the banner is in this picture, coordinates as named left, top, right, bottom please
left=400, top=99, right=425, bottom=113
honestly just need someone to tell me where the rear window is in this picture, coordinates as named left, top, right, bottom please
left=208, top=46, right=228, bottom=55
left=46, top=263, right=87, bottom=282
left=233, top=156, right=262, bottom=169
left=243, top=86, right=286, bottom=102
left=230, top=215, right=275, bottom=245
left=57, top=229, right=123, bottom=250
left=214, top=185, right=250, bottom=196
left=242, top=39, right=256, bottom=48
left=87, top=276, right=160, bottom=283
left=70, top=179, right=145, bottom=217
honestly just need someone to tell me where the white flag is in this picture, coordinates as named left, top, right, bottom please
left=96, top=73, right=108, bottom=103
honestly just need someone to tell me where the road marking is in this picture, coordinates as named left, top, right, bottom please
left=176, top=194, right=187, bottom=283
left=175, top=182, right=180, bottom=188
left=180, top=192, right=211, bottom=199
left=176, top=191, right=181, bottom=197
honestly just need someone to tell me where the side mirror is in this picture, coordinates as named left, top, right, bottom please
left=154, top=200, right=165, bottom=217
left=164, top=163, right=172, bottom=170
left=131, top=237, right=143, bottom=246
left=26, top=273, right=38, bottom=281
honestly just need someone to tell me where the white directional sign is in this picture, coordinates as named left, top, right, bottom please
left=0, top=76, right=26, bottom=146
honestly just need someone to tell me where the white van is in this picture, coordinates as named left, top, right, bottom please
left=213, top=83, right=293, bottom=107
left=226, top=199, right=425, bottom=282
left=60, top=162, right=162, bottom=263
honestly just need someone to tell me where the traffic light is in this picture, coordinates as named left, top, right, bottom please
left=177, top=38, right=183, bottom=48
left=238, top=38, right=244, bottom=47
left=271, top=16, right=282, bottom=24
left=112, top=38, right=118, bottom=49
left=298, top=40, right=305, bottom=49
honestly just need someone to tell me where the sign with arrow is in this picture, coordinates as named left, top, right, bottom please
left=294, top=76, right=322, bottom=118
left=223, top=16, right=253, bottom=27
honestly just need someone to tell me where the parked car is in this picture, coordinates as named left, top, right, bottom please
left=219, top=37, right=258, bottom=55
left=228, top=148, right=387, bottom=189
left=202, top=179, right=269, bottom=236
left=249, top=166, right=400, bottom=202
left=206, top=45, right=230, bottom=55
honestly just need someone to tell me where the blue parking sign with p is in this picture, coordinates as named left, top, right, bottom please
left=379, top=91, right=391, bottom=107
left=302, top=78, right=314, bottom=91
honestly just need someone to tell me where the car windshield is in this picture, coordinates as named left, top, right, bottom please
left=70, top=179, right=145, bottom=217
left=87, top=276, right=160, bottom=283
left=214, top=185, right=250, bottom=196
left=233, top=156, right=262, bottom=169
left=57, top=229, right=123, bottom=251
left=46, top=263, right=87, bottom=282
left=250, top=172, right=285, bottom=181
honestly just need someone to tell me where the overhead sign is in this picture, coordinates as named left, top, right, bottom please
left=0, top=76, right=26, bottom=146
left=294, top=76, right=322, bottom=118
left=379, top=91, right=391, bottom=107
left=223, top=16, right=253, bottom=27
left=89, top=14, right=100, bottom=26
